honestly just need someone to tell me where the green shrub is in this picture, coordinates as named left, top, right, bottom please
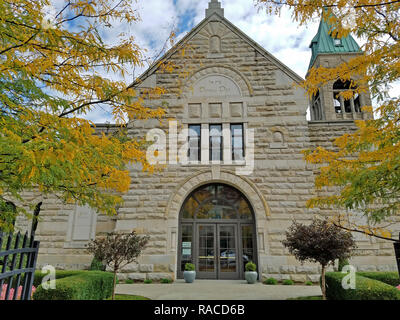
left=144, top=279, right=152, bottom=284
left=305, top=281, right=313, bottom=286
left=33, top=271, right=114, bottom=300
left=264, top=278, right=278, bottom=285
left=33, top=270, right=87, bottom=287
left=357, top=272, right=400, bottom=287
left=185, top=263, right=195, bottom=271
left=282, top=279, right=294, bottom=285
left=245, top=261, right=257, bottom=272
left=338, top=258, right=349, bottom=271
left=90, top=257, right=106, bottom=271
left=125, top=279, right=134, bottom=284
left=160, top=278, right=172, bottom=284
left=325, top=272, right=400, bottom=300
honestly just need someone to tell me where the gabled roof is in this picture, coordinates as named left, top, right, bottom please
left=308, top=15, right=361, bottom=69
left=132, top=11, right=304, bottom=89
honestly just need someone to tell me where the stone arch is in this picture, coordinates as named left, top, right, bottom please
left=165, top=169, right=270, bottom=223
left=183, top=65, right=253, bottom=98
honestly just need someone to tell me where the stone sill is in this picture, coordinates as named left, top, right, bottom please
left=308, top=120, right=356, bottom=125
left=181, top=161, right=247, bottom=167
left=64, top=242, right=89, bottom=249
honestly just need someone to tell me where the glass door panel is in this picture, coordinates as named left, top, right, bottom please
left=241, top=225, right=254, bottom=274
left=180, top=224, right=193, bottom=273
left=197, top=224, right=216, bottom=279
left=218, top=224, right=238, bottom=279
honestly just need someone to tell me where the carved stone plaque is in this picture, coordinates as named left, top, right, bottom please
left=230, top=102, right=243, bottom=117
left=192, top=75, right=241, bottom=98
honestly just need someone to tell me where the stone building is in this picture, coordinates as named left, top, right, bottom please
left=31, top=0, right=399, bottom=282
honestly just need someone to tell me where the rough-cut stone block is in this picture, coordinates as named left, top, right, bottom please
left=307, top=275, right=320, bottom=283
left=263, top=274, right=282, bottom=281
left=147, top=273, right=173, bottom=281
left=117, top=273, right=128, bottom=281
left=154, top=264, right=169, bottom=272
left=296, top=266, right=318, bottom=274
left=377, top=265, right=391, bottom=272
left=139, top=264, right=154, bottom=272
left=357, top=265, right=377, bottom=272
left=281, top=274, right=291, bottom=281
left=280, top=265, right=296, bottom=274
left=127, top=273, right=146, bottom=281
left=291, top=274, right=307, bottom=283
left=121, top=263, right=139, bottom=272
left=266, top=266, right=280, bottom=274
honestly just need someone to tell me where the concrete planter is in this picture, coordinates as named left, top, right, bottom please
left=245, top=271, right=258, bottom=284
left=183, top=271, right=196, bottom=283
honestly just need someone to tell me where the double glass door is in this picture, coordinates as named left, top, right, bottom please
left=197, top=224, right=238, bottom=279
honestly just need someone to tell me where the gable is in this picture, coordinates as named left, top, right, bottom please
left=134, top=13, right=304, bottom=90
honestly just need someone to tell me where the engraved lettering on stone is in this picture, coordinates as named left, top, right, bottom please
left=192, top=75, right=241, bottom=97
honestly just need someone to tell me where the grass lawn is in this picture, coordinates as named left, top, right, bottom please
left=287, top=295, right=323, bottom=300
left=107, top=295, right=150, bottom=300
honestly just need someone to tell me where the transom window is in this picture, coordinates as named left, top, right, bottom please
left=181, top=184, right=253, bottom=220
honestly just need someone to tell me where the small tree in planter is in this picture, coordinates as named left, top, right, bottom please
left=282, top=219, right=356, bottom=300
left=245, top=261, right=258, bottom=284
left=87, top=231, right=149, bottom=300
left=183, top=263, right=196, bottom=283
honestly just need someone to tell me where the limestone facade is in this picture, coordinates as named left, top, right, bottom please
left=22, top=6, right=400, bottom=282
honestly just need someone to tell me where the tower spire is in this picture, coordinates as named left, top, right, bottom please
left=206, top=0, right=224, bottom=18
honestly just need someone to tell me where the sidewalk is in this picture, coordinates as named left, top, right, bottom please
left=116, top=279, right=322, bottom=300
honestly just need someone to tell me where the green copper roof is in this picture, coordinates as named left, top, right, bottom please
left=308, top=16, right=361, bottom=69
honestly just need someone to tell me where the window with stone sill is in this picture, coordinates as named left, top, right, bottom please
left=186, top=123, right=245, bottom=164
left=333, top=79, right=362, bottom=114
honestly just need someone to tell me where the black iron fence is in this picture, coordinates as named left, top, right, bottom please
left=0, top=231, right=40, bottom=300
left=394, top=233, right=400, bottom=278
left=0, top=205, right=41, bottom=300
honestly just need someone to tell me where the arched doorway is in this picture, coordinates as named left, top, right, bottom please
left=177, top=183, right=257, bottom=280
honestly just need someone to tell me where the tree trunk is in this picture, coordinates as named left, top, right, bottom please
left=112, top=269, right=117, bottom=300
left=321, top=264, right=327, bottom=300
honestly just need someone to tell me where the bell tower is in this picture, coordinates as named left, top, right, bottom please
left=308, top=15, right=373, bottom=121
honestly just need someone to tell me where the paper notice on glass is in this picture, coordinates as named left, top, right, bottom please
left=182, top=242, right=191, bottom=248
